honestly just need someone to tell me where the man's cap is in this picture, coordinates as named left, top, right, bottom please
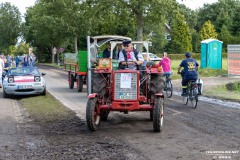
left=122, top=40, right=132, bottom=45
left=185, top=52, right=191, bottom=58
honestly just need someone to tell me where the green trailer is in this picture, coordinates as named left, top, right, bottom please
left=64, top=51, right=88, bottom=92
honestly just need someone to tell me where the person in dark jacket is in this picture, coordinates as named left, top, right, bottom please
left=103, top=43, right=117, bottom=59
left=177, top=52, right=199, bottom=96
left=15, top=56, right=20, bottom=67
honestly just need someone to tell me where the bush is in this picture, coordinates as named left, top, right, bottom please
left=225, top=82, right=240, bottom=91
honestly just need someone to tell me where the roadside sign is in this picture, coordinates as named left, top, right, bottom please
left=59, top=48, right=64, bottom=53
left=227, top=45, right=240, bottom=76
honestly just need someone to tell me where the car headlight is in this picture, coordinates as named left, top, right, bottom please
left=34, top=76, right=41, bottom=82
left=8, top=77, right=14, bottom=83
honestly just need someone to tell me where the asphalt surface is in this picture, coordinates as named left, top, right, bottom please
left=0, top=65, right=239, bottom=160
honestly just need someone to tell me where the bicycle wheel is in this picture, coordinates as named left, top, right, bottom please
left=183, top=96, right=188, bottom=105
left=190, top=89, right=198, bottom=109
left=165, top=81, right=173, bottom=98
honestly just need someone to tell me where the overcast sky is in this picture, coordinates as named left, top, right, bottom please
left=0, top=0, right=218, bottom=16
left=176, top=0, right=218, bottom=10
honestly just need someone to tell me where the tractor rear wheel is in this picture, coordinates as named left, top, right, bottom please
left=86, top=98, right=100, bottom=131
left=150, top=74, right=164, bottom=100
left=92, top=73, right=107, bottom=98
left=153, top=97, right=164, bottom=132
left=150, top=111, right=153, bottom=121
left=100, top=111, right=109, bottom=121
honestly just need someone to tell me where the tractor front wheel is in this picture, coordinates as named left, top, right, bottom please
left=153, top=97, right=164, bottom=132
left=86, top=98, right=100, bottom=131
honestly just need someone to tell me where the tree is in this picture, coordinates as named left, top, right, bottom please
left=231, top=6, right=240, bottom=36
left=218, top=25, right=232, bottom=51
left=200, top=20, right=218, bottom=40
left=191, top=29, right=200, bottom=53
left=24, top=0, right=87, bottom=63
left=0, top=2, right=21, bottom=54
left=168, top=10, right=192, bottom=53
left=196, top=0, right=239, bottom=33
left=87, top=0, right=173, bottom=51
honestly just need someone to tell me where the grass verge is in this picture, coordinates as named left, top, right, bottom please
left=20, top=93, right=74, bottom=123
left=203, top=81, right=240, bottom=102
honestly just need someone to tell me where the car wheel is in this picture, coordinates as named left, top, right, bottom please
left=3, top=88, right=9, bottom=98
left=42, top=87, right=46, bottom=96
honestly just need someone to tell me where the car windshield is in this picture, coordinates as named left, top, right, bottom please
left=8, top=67, right=40, bottom=76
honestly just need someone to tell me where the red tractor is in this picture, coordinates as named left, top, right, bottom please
left=86, top=35, right=165, bottom=132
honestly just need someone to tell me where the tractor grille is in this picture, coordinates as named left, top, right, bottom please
left=114, top=73, right=138, bottom=100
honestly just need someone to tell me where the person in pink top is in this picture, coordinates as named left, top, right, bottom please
left=159, top=52, right=172, bottom=78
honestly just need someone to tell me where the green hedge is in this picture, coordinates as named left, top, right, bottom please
left=156, top=52, right=228, bottom=60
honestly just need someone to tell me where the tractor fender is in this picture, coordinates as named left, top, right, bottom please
left=155, top=93, right=164, bottom=98
left=88, top=93, right=98, bottom=99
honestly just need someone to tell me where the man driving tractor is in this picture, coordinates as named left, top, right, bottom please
left=118, top=40, right=144, bottom=70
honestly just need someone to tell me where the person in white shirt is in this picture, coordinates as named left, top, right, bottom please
left=118, top=40, right=144, bottom=70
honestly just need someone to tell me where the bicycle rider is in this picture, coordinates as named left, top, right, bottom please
left=159, top=52, right=172, bottom=79
left=177, top=52, right=199, bottom=96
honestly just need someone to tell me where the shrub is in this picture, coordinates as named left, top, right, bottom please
left=225, top=82, right=240, bottom=91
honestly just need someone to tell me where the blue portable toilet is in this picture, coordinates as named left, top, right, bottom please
left=200, top=39, right=223, bottom=69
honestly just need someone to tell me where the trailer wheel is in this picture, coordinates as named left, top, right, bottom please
left=100, top=111, right=109, bottom=121
left=92, top=73, right=107, bottom=98
left=86, top=98, right=100, bottom=131
left=77, top=75, right=83, bottom=92
left=153, top=97, right=164, bottom=132
left=69, top=74, right=74, bottom=89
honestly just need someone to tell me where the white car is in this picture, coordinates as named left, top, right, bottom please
left=142, top=53, right=162, bottom=61
left=2, top=67, right=46, bottom=98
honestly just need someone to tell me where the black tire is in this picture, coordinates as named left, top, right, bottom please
left=165, top=81, right=173, bottom=98
left=150, top=111, right=153, bottom=121
left=3, top=88, right=9, bottom=98
left=77, top=75, right=83, bottom=92
left=100, top=111, right=109, bottom=121
left=150, top=74, right=164, bottom=100
left=42, top=87, right=46, bottom=96
left=190, top=89, right=198, bottom=109
left=183, top=96, right=188, bottom=105
left=86, top=98, right=100, bottom=131
left=153, top=97, right=164, bottom=132
left=69, top=74, right=74, bottom=89
left=92, top=73, right=107, bottom=98
left=83, top=75, right=87, bottom=84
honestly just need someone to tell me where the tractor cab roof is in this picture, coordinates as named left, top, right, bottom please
left=91, top=35, right=131, bottom=48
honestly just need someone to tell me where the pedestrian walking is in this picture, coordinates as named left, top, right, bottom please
left=0, top=54, right=4, bottom=88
